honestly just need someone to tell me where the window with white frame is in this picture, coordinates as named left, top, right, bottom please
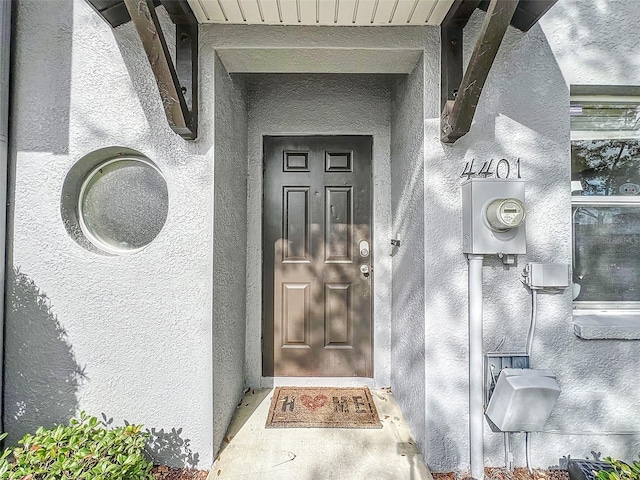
left=571, top=95, right=640, bottom=308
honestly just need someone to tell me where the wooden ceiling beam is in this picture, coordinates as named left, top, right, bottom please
left=440, top=0, right=518, bottom=143
left=85, top=0, right=161, bottom=28
left=161, top=1, right=198, bottom=138
left=478, top=0, right=559, bottom=32
left=123, top=0, right=198, bottom=139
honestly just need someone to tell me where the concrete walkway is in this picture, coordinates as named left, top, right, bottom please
left=209, top=388, right=433, bottom=480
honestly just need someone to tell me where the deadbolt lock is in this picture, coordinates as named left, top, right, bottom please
left=359, top=240, right=370, bottom=258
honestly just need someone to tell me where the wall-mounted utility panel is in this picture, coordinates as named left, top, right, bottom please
left=485, top=368, right=561, bottom=432
left=462, top=178, right=526, bottom=255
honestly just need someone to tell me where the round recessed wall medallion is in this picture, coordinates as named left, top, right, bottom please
left=62, top=148, right=169, bottom=255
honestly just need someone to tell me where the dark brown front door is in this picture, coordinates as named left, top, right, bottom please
left=263, top=136, right=373, bottom=377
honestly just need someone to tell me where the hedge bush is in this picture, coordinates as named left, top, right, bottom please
left=597, top=457, right=640, bottom=480
left=0, top=412, right=154, bottom=479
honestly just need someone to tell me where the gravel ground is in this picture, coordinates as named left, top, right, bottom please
left=150, top=463, right=570, bottom=479
left=433, top=468, right=570, bottom=480
left=151, top=465, right=209, bottom=480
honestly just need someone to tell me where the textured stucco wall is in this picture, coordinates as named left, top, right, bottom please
left=423, top=9, right=640, bottom=472
left=243, top=73, right=394, bottom=387
left=539, top=0, right=640, bottom=86
left=7, top=1, right=640, bottom=474
left=198, top=25, right=431, bottom=389
left=212, top=55, right=248, bottom=454
left=0, top=0, right=10, bottom=430
left=390, top=55, right=427, bottom=455
left=6, top=0, right=215, bottom=467
left=537, top=0, right=640, bottom=464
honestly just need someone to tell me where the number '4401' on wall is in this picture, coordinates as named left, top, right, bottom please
left=460, top=158, right=522, bottom=180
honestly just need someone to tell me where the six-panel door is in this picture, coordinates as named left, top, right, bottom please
left=263, top=136, right=373, bottom=377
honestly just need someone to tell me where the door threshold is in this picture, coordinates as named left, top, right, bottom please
left=261, top=377, right=377, bottom=388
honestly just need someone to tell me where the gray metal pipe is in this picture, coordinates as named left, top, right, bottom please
left=0, top=0, right=11, bottom=433
left=468, top=254, right=485, bottom=480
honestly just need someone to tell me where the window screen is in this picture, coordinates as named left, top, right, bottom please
left=571, top=97, right=640, bottom=306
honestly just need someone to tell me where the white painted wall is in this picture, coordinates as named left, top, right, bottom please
left=6, top=0, right=215, bottom=468
left=0, top=0, right=10, bottom=432
left=390, top=55, right=427, bottom=455
left=6, top=0, right=640, bottom=473
left=422, top=9, right=640, bottom=472
left=536, top=0, right=640, bottom=464
left=539, top=0, right=640, bottom=86
left=199, top=24, right=434, bottom=390
left=212, top=55, right=248, bottom=455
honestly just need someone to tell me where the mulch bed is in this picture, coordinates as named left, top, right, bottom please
left=433, top=468, right=570, bottom=480
left=151, top=462, right=570, bottom=479
left=151, top=465, right=209, bottom=480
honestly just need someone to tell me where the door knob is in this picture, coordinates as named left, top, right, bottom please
left=360, top=264, right=370, bottom=277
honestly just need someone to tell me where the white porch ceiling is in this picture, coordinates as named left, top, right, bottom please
left=187, top=0, right=454, bottom=26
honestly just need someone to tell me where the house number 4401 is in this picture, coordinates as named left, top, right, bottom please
left=460, top=158, right=522, bottom=180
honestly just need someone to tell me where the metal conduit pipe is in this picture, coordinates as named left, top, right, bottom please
left=504, top=432, right=513, bottom=471
left=525, top=289, right=538, bottom=356
left=468, top=254, right=485, bottom=480
left=0, top=0, right=12, bottom=433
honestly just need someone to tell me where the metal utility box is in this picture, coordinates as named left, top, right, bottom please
left=462, top=178, right=526, bottom=255
left=568, top=459, right=615, bottom=480
left=524, top=262, right=571, bottom=289
left=485, top=368, right=561, bottom=432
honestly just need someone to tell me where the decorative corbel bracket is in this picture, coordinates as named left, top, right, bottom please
left=123, top=0, right=198, bottom=139
left=87, top=0, right=198, bottom=139
left=440, top=0, right=518, bottom=143
left=440, top=0, right=482, bottom=113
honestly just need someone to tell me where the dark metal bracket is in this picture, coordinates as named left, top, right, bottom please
left=87, top=0, right=198, bottom=139
left=440, top=0, right=481, bottom=113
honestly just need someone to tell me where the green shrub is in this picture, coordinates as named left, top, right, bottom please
left=0, top=412, right=154, bottom=479
left=597, top=456, right=640, bottom=480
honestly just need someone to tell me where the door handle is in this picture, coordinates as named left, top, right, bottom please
left=360, top=264, right=370, bottom=278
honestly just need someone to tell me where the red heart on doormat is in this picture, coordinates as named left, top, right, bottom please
left=300, top=394, right=328, bottom=411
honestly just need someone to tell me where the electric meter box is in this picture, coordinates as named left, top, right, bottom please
left=462, top=178, right=526, bottom=255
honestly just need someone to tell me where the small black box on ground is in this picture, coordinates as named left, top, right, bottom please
left=567, top=459, right=613, bottom=480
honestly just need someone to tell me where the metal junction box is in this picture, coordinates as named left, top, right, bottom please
left=524, top=262, right=571, bottom=289
left=462, top=178, right=526, bottom=255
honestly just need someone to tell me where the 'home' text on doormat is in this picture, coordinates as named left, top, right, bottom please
left=266, top=387, right=382, bottom=428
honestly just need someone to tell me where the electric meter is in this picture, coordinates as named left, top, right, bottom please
left=485, top=198, right=526, bottom=232
left=462, top=178, right=526, bottom=255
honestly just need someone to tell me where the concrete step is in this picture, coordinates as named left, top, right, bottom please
left=209, top=388, right=433, bottom=480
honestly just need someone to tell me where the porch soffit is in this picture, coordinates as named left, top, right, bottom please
left=90, top=0, right=555, bottom=31
left=187, top=0, right=455, bottom=26
left=85, top=0, right=557, bottom=140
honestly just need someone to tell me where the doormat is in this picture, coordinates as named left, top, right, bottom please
left=265, top=387, right=382, bottom=429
